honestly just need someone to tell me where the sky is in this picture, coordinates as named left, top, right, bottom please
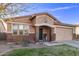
left=18, top=3, right=79, bottom=24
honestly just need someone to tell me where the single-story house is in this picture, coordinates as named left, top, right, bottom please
left=0, top=13, right=79, bottom=43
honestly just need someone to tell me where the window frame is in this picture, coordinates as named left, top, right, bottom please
left=12, top=23, right=30, bottom=35
left=12, top=24, right=19, bottom=35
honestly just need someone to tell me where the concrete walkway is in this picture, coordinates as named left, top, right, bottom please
left=0, top=40, right=79, bottom=55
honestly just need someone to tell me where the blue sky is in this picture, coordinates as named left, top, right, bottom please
left=18, top=3, right=79, bottom=24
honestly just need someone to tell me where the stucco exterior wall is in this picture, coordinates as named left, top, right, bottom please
left=29, top=26, right=35, bottom=33
left=6, top=16, right=33, bottom=33
left=35, top=15, right=54, bottom=27
left=75, top=27, right=79, bottom=34
left=74, top=26, right=79, bottom=39
left=2, top=13, right=77, bottom=42
left=13, top=17, right=32, bottom=24
left=6, top=17, right=35, bottom=42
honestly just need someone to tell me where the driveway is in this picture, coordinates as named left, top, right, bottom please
left=43, top=40, right=79, bottom=48
left=63, top=40, right=79, bottom=48
left=29, top=40, right=79, bottom=48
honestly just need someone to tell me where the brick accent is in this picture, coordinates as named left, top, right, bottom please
left=12, top=35, right=29, bottom=43
left=6, top=32, right=55, bottom=43
left=73, top=34, right=77, bottom=40
left=6, top=33, right=13, bottom=42
left=73, top=34, right=79, bottom=40
left=28, top=33, right=36, bottom=43
left=6, top=33, right=36, bottom=43
left=76, top=34, right=79, bottom=40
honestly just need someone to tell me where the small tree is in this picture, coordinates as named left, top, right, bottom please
left=0, top=3, right=31, bottom=46
left=0, top=3, right=23, bottom=18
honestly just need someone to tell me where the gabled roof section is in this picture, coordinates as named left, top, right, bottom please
left=3, top=12, right=76, bottom=27
left=4, top=12, right=62, bottom=24
left=31, top=12, right=75, bottom=27
left=4, top=15, right=32, bottom=22
left=31, top=12, right=62, bottom=24
left=60, top=22, right=76, bottom=27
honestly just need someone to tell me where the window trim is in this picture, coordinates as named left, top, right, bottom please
left=12, top=23, right=30, bottom=35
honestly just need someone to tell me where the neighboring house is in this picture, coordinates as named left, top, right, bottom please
left=0, top=13, right=79, bottom=43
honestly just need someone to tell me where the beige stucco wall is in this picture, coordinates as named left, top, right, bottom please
left=35, top=15, right=54, bottom=27
left=29, top=26, right=35, bottom=33
left=13, top=17, right=32, bottom=24
left=75, top=27, right=79, bottom=35
left=5, top=14, right=76, bottom=42
left=6, top=16, right=32, bottom=33
left=55, top=27, right=73, bottom=41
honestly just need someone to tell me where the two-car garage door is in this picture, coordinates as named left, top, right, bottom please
left=55, top=27, right=73, bottom=41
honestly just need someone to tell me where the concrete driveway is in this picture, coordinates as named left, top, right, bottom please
left=42, top=40, right=79, bottom=48
left=63, top=40, right=79, bottom=48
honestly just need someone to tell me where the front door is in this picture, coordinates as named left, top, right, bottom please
left=39, top=27, right=48, bottom=41
left=39, top=28, right=43, bottom=40
left=38, top=26, right=51, bottom=42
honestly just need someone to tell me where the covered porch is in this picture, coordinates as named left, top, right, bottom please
left=35, top=25, right=56, bottom=42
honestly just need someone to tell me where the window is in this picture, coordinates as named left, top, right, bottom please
left=12, top=23, right=29, bottom=35
left=19, top=24, right=24, bottom=30
left=19, top=24, right=24, bottom=35
left=13, top=30, right=17, bottom=34
left=13, top=24, right=18, bottom=35
left=24, top=25, right=29, bottom=35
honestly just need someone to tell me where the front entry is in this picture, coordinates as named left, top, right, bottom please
left=39, top=28, right=43, bottom=40
left=39, top=26, right=51, bottom=41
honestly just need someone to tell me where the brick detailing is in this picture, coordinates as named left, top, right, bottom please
left=73, top=34, right=77, bottom=40
left=6, top=33, right=36, bottom=43
left=6, top=33, right=13, bottom=42
left=76, top=34, right=79, bottom=40
left=28, top=33, right=36, bottom=43
left=73, top=34, right=79, bottom=40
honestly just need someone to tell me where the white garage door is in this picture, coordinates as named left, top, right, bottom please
left=55, top=27, right=73, bottom=41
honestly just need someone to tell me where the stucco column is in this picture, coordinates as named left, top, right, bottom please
left=51, top=28, right=55, bottom=41
left=35, top=26, right=39, bottom=42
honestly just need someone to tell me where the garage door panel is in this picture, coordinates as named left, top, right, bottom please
left=56, top=27, right=73, bottom=41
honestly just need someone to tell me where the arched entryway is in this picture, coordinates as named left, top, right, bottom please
left=39, top=26, right=51, bottom=41
left=35, top=25, right=55, bottom=42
